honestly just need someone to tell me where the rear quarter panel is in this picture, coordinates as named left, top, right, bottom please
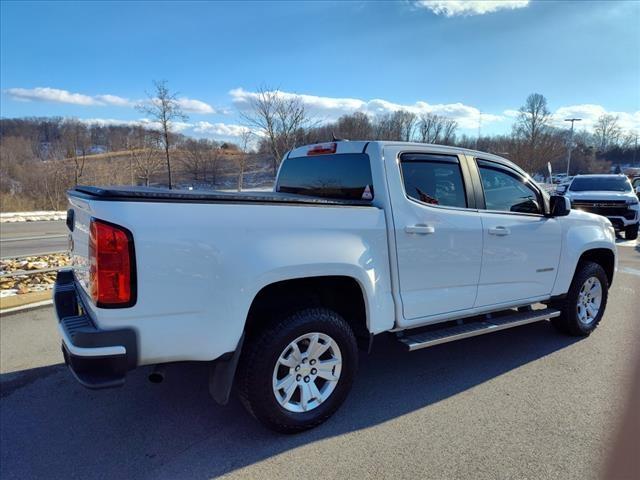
left=79, top=199, right=394, bottom=365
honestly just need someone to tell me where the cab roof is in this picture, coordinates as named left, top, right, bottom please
left=572, top=174, right=628, bottom=178
left=287, top=140, right=528, bottom=178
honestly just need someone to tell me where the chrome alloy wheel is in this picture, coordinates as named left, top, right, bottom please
left=577, top=276, right=602, bottom=325
left=272, top=332, right=342, bottom=413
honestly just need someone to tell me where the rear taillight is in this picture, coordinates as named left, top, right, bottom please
left=89, top=219, right=135, bottom=307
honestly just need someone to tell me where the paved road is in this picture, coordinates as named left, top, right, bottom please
left=1, top=244, right=639, bottom=479
left=0, top=221, right=68, bottom=258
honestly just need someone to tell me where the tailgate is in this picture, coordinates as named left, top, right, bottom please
left=68, top=195, right=92, bottom=297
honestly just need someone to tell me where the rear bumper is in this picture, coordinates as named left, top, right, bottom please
left=54, top=270, right=138, bottom=389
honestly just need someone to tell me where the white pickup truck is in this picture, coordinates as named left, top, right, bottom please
left=55, top=141, right=617, bottom=432
left=558, top=174, right=639, bottom=240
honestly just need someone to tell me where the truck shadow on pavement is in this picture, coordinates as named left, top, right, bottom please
left=0, top=322, right=580, bottom=480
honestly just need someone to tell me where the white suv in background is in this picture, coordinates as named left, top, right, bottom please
left=561, top=174, right=639, bottom=240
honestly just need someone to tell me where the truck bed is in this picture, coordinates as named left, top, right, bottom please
left=71, top=186, right=374, bottom=207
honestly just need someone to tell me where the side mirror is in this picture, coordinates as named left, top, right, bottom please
left=550, top=195, right=571, bottom=217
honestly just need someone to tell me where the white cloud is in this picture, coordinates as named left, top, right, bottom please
left=6, top=87, right=101, bottom=106
left=176, top=98, right=215, bottom=114
left=80, top=118, right=140, bottom=127
left=94, top=94, right=133, bottom=107
left=414, top=0, right=530, bottom=17
left=193, top=121, right=254, bottom=137
left=79, top=118, right=254, bottom=140
left=136, top=118, right=193, bottom=133
left=230, top=87, right=503, bottom=129
left=552, top=105, right=640, bottom=132
left=503, top=105, right=640, bottom=132
left=6, top=87, right=132, bottom=107
left=5, top=87, right=214, bottom=114
left=79, top=117, right=192, bottom=133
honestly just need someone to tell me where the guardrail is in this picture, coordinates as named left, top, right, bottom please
left=0, top=266, right=67, bottom=278
left=0, top=211, right=66, bottom=223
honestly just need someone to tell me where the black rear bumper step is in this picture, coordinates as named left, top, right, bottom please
left=54, top=270, right=138, bottom=389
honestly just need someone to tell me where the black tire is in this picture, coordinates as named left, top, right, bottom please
left=236, top=308, right=358, bottom=433
left=625, top=224, right=638, bottom=240
left=551, top=261, right=609, bottom=336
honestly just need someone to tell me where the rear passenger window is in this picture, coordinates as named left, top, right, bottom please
left=400, top=153, right=467, bottom=208
left=276, top=153, right=373, bottom=200
left=477, top=162, right=541, bottom=214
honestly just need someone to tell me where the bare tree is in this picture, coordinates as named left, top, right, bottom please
left=513, top=93, right=558, bottom=173
left=515, top=93, right=551, bottom=147
left=180, top=138, right=207, bottom=182
left=236, top=128, right=251, bottom=191
left=594, top=114, right=622, bottom=152
left=137, top=80, right=188, bottom=188
left=335, top=112, right=373, bottom=140
left=40, top=160, right=73, bottom=210
left=128, top=127, right=164, bottom=187
left=62, top=121, right=90, bottom=185
left=239, top=86, right=311, bottom=175
left=441, top=118, right=458, bottom=145
left=400, top=111, right=417, bottom=142
left=203, top=142, right=221, bottom=185
left=418, top=113, right=458, bottom=144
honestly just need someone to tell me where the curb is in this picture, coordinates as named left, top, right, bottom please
left=0, top=290, right=53, bottom=311
left=0, top=299, right=53, bottom=315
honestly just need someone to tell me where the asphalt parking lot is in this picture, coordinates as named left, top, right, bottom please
left=1, top=242, right=639, bottom=480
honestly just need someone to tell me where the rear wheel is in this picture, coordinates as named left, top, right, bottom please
left=625, top=224, right=638, bottom=240
left=236, top=308, right=358, bottom=433
left=551, top=261, right=608, bottom=336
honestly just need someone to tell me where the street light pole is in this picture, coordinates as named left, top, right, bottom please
left=565, top=118, right=582, bottom=176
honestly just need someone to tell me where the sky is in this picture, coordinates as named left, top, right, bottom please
left=1, top=0, right=639, bottom=142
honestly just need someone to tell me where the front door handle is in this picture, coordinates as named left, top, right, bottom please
left=405, top=224, right=435, bottom=235
left=488, top=226, right=511, bottom=236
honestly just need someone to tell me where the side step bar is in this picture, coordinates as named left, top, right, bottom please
left=398, top=308, right=561, bottom=351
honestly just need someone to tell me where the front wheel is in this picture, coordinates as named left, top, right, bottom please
left=236, top=308, right=358, bottom=433
left=551, top=261, right=609, bottom=336
left=625, top=224, right=638, bottom=240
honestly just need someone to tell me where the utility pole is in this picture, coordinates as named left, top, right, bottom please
left=564, top=118, right=582, bottom=176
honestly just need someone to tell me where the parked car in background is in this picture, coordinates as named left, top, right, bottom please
left=632, top=177, right=640, bottom=200
left=55, top=141, right=617, bottom=432
left=552, top=173, right=568, bottom=184
left=562, top=174, right=639, bottom=240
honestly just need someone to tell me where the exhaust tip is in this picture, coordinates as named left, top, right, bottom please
left=148, top=366, right=165, bottom=384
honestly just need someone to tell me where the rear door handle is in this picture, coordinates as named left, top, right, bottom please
left=488, top=226, right=511, bottom=236
left=405, top=224, right=435, bottom=235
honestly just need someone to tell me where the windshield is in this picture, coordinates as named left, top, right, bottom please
left=569, top=177, right=631, bottom=192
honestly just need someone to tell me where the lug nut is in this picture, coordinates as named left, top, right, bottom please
left=302, top=358, right=307, bottom=363
left=304, top=376, right=310, bottom=383
left=310, top=359, right=316, bottom=365
left=311, top=368, right=317, bottom=375
left=296, top=374, right=301, bottom=381
left=295, top=365, right=300, bottom=372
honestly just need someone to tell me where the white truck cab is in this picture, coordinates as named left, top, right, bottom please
left=55, top=141, right=617, bottom=432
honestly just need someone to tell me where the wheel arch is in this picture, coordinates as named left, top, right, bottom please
left=578, top=248, right=615, bottom=286
left=244, top=275, right=372, bottom=350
